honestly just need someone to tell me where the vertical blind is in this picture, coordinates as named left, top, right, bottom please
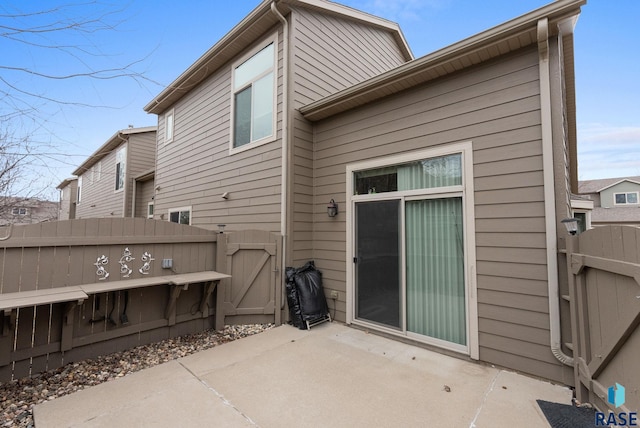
left=405, top=198, right=465, bottom=345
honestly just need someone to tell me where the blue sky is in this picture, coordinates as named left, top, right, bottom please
left=2, top=0, right=639, bottom=198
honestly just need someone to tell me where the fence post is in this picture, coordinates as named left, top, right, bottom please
left=567, top=234, right=589, bottom=403
left=215, top=232, right=228, bottom=330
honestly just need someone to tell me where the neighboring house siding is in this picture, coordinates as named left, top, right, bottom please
left=76, top=146, right=124, bottom=218
left=126, top=133, right=157, bottom=217
left=600, top=181, right=640, bottom=208
left=312, top=47, right=568, bottom=383
left=58, top=182, right=77, bottom=220
left=135, top=179, right=155, bottom=218
left=290, top=7, right=408, bottom=266
left=153, top=28, right=283, bottom=231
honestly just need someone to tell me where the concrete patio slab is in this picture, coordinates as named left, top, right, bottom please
left=34, top=323, right=572, bottom=427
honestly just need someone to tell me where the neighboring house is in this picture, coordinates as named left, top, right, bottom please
left=57, top=177, right=78, bottom=220
left=578, top=176, right=640, bottom=227
left=0, top=197, right=58, bottom=226
left=144, top=0, right=585, bottom=386
left=72, top=126, right=156, bottom=219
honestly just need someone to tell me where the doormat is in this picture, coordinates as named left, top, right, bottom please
left=537, top=399, right=596, bottom=428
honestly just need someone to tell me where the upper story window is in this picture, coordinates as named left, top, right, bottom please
left=96, top=161, right=102, bottom=182
left=165, top=110, right=174, bottom=143
left=614, top=192, right=639, bottom=205
left=12, top=207, right=27, bottom=216
left=115, top=147, right=126, bottom=191
left=231, top=35, right=276, bottom=151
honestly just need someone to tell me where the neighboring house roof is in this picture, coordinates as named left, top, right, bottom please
left=591, top=206, right=640, bottom=224
left=72, top=126, right=157, bottom=176
left=143, top=0, right=413, bottom=115
left=300, top=0, right=584, bottom=121
left=578, top=176, right=640, bottom=194
left=56, top=177, right=78, bottom=190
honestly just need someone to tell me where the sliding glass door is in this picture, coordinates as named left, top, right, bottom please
left=350, top=149, right=471, bottom=351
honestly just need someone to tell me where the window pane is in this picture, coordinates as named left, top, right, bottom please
left=575, top=212, right=586, bottom=233
left=170, top=212, right=179, bottom=223
left=166, top=113, right=174, bottom=141
left=234, top=87, right=251, bottom=147
left=234, top=43, right=274, bottom=90
left=355, top=200, right=401, bottom=329
left=627, top=193, right=638, bottom=204
left=406, top=198, right=466, bottom=345
left=179, top=211, right=190, bottom=225
left=398, top=154, right=462, bottom=190
left=353, top=154, right=462, bottom=195
left=355, top=167, right=398, bottom=195
left=615, top=193, right=627, bottom=204
left=251, top=72, right=273, bottom=141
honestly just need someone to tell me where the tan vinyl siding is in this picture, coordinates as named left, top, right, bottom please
left=75, top=147, right=124, bottom=219
left=126, top=132, right=157, bottom=217
left=58, top=182, right=77, bottom=220
left=289, top=7, right=407, bottom=267
left=153, top=28, right=284, bottom=232
left=291, top=7, right=407, bottom=104
left=311, top=47, right=566, bottom=382
left=135, top=179, right=155, bottom=218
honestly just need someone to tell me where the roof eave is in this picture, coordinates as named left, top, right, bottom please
left=143, top=0, right=413, bottom=115
left=72, top=127, right=157, bottom=176
left=143, top=0, right=277, bottom=115
left=597, top=179, right=640, bottom=193
left=300, top=0, right=585, bottom=121
left=56, top=177, right=77, bottom=190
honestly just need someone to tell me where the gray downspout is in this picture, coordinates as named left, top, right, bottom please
left=271, top=1, right=289, bottom=313
left=538, top=18, right=573, bottom=366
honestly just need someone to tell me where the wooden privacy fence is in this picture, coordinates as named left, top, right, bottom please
left=0, top=218, right=224, bottom=382
left=566, top=225, right=640, bottom=412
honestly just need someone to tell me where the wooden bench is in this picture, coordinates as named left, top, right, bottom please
left=0, top=271, right=231, bottom=347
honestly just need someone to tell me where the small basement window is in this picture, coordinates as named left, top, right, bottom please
left=168, top=207, right=191, bottom=225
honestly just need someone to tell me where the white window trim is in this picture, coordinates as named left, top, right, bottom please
left=613, top=191, right=639, bottom=205
left=168, top=206, right=192, bottom=225
left=147, top=202, right=154, bottom=219
left=77, top=176, right=82, bottom=204
left=96, top=161, right=102, bottom=182
left=165, top=109, right=174, bottom=144
left=229, top=32, right=278, bottom=155
left=345, top=142, right=478, bottom=360
left=115, top=146, right=126, bottom=193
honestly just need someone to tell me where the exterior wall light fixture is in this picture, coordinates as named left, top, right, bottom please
left=327, top=199, right=338, bottom=217
left=561, top=218, right=579, bottom=235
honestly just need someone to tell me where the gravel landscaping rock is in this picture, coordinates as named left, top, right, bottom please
left=0, top=323, right=273, bottom=427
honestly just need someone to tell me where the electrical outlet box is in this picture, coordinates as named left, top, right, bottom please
left=330, top=290, right=339, bottom=299
left=161, top=259, right=173, bottom=269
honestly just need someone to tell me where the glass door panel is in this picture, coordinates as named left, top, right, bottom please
left=405, top=198, right=466, bottom=345
left=355, top=200, right=401, bottom=329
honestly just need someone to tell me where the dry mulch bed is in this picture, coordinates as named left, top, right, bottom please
left=0, top=324, right=274, bottom=427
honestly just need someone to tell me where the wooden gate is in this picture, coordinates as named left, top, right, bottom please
left=216, top=230, right=283, bottom=326
left=566, top=226, right=640, bottom=412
